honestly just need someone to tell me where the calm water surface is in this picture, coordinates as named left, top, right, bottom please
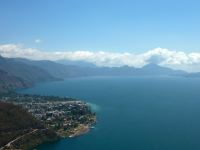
left=19, top=76, right=200, bottom=150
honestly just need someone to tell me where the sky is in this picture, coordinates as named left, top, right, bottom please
left=1, top=0, right=200, bottom=71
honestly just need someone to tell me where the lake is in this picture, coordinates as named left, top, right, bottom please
left=19, top=76, right=200, bottom=150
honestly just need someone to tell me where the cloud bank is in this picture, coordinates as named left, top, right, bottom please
left=1, top=44, right=200, bottom=72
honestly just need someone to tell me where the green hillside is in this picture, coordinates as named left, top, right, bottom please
left=0, top=102, right=58, bottom=150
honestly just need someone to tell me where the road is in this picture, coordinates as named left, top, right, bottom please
left=0, top=129, right=38, bottom=150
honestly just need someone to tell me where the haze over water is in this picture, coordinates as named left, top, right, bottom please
left=20, top=76, right=200, bottom=150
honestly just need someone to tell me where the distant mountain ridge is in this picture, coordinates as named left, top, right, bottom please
left=137, top=63, right=187, bottom=76
left=0, top=55, right=199, bottom=93
left=0, top=56, right=57, bottom=84
left=12, top=58, right=89, bottom=78
left=0, top=69, right=29, bottom=93
left=12, top=57, right=189, bottom=77
left=0, top=56, right=58, bottom=93
left=56, top=59, right=97, bottom=68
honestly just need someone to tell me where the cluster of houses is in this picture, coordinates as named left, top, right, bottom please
left=0, top=94, right=96, bottom=135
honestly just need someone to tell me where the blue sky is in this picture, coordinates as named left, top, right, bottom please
left=1, top=0, right=200, bottom=52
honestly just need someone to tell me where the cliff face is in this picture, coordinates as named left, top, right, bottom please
left=0, top=102, right=58, bottom=150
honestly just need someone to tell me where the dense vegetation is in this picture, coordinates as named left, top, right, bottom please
left=0, top=102, right=58, bottom=149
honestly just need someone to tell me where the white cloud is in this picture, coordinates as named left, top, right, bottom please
left=34, top=39, right=42, bottom=44
left=1, top=44, right=200, bottom=72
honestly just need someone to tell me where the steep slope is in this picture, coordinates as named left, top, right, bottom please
left=0, top=102, right=58, bottom=150
left=0, top=56, right=57, bottom=84
left=13, top=58, right=90, bottom=78
left=0, top=69, right=29, bottom=93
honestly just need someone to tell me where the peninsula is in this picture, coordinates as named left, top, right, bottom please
left=0, top=93, right=96, bottom=150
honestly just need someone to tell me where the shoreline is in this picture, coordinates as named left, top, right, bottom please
left=69, top=124, right=90, bottom=138
left=0, top=93, right=97, bottom=150
left=59, top=116, right=96, bottom=138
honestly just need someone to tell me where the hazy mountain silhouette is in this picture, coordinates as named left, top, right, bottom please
left=2, top=56, right=200, bottom=93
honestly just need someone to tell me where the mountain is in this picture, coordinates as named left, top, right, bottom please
left=9, top=57, right=189, bottom=77
left=12, top=58, right=89, bottom=78
left=0, top=56, right=57, bottom=84
left=0, top=55, right=199, bottom=93
left=0, top=102, right=58, bottom=149
left=137, top=63, right=187, bottom=76
left=73, top=64, right=187, bottom=77
left=0, top=56, right=59, bottom=93
left=0, top=69, right=29, bottom=93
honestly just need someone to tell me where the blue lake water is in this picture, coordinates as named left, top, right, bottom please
left=19, top=76, right=200, bottom=150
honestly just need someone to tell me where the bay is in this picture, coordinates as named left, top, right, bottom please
left=19, top=76, right=200, bottom=150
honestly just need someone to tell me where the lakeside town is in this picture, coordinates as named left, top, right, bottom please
left=0, top=93, right=96, bottom=138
